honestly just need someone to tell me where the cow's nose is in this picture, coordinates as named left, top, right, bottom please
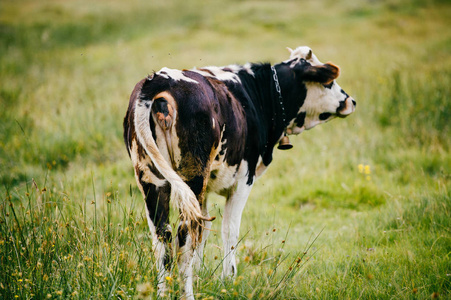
left=337, top=97, right=355, bottom=117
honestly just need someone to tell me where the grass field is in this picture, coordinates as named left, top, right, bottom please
left=1, top=0, right=450, bottom=298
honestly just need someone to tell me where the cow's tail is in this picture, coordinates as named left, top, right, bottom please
left=133, top=94, right=211, bottom=245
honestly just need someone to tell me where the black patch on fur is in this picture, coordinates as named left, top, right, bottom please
left=210, top=170, right=217, bottom=179
left=336, top=100, right=347, bottom=113
left=147, top=163, right=164, bottom=180
left=139, top=177, right=170, bottom=234
left=185, top=175, right=205, bottom=198
left=340, top=89, right=349, bottom=98
left=319, top=112, right=332, bottom=121
left=295, top=112, right=306, bottom=127
left=323, top=82, right=334, bottom=89
left=177, top=223, right=189, bottom=249
left=163, top=229, right=173, bottom=269
left=163, top=250, right=172, bottom=270
left=138, top=178, right=172, bottom=269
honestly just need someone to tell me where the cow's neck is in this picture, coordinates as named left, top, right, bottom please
left=273, top=62, right=308, bottom=127
left=235, top=63, right=293, bottom=166
left=270, top=65, right=289, bottom=131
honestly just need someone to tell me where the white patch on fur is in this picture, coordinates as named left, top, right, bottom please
left=157, top=67, right=198, bottom=84
left=305, top=82, right=343, bottom=128
left=225, top=64, right=242, bottom=73
left=194, top=66, right=241, bottom=83
left=243, top=63, right=255, bottom=76
left=207, top=138, right=250, bottom=193
left=191, top=69, right=212, bottom=78
left=285, top=46, right=323, bottom=66
left=207, top=162, right=238, bottom=192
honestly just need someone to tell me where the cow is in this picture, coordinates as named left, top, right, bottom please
left=123, top=46, right=356, bottom=299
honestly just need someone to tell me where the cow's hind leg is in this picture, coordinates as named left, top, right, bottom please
left=138, top=176, right=172, bottom=297
left=195, top=195, right=212, bottom=271
left=176, top=175, right=211, bottom=299
left=176, top=221, right=196, bottom=299
left=222, top=179, right=253, bottom=278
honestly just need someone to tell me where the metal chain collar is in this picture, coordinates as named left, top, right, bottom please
left=271, top=66, right=287, bottom=128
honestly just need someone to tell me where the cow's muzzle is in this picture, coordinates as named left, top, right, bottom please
left=337, top=97, right=356, bottom=118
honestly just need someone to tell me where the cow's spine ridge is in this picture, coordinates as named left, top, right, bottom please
left=133, top=97, right=205, bottom=243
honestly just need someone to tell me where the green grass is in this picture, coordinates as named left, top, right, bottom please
left=1, top=0, right=450, bottom=298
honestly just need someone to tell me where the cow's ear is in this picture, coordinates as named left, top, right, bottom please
left=295, top=61, right=340, bottom=85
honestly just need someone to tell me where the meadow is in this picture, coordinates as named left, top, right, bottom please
left=0, top=0, right=450, bottom=298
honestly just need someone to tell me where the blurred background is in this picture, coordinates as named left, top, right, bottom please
left=0, top=0, right=450, bottom=298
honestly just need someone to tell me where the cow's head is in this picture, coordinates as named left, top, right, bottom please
left=285, top=46, right=356, bottom=135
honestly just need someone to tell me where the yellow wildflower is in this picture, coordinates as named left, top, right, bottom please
left=358, top=164, right=364, bottom=173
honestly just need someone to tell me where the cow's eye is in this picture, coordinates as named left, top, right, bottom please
left=319, top=112, right=332, bottom=120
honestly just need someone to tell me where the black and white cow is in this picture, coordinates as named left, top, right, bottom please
left=123, top=46, right=355, bottom=299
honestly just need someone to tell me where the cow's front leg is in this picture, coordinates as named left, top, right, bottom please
left=222, top=180, right=253, bottom=278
